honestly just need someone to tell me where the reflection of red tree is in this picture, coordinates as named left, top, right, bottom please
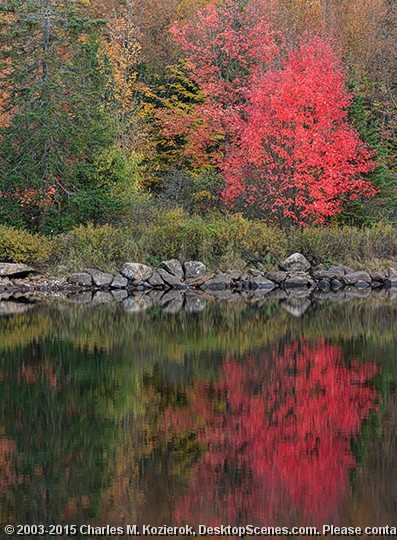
left=162, top=341, right=379, bottom=525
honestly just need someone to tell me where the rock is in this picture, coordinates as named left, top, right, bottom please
left=122, top=294, right=153, bottom=313
left=157, top=268, right=182, bottom=287
left=343, top=271, right=371, bottom=285
left=111, top=273, right=128, bottom=289
left=184, top=261, right=206, bottom=280
left=370, top=271, right=387, bottom=282
left=111, top=289, right=128, bottom=302
left=279, top=253, right=311, bottom=272
left=184, top=294, right=207, bottom=313
left=68, top=272, right=93, bottom=287
left=159, top=259, right=184, bottom=280
left=147, top=270, right=166, bottom=287
left=281, top=298, right=311, bottom=317
left=313, top=268, right=345, bottom=280
left=201, top=272, right=233, bottom=291
left=86, top=268, right=113, bottom=288
left=0, top=277, right=13, bottom=286
left=265, top=271, right=287, bottom=283
left=284, top=272, right=314, bottom=289
left=385, top=267, right=397, bottom=288
left=330, top=264, right=354, bottom=275
left=226, top=269, right=243, bottom=281
left=0, top=262, right=36, bottom=278
left=248, top=275, right=276, bottom=290
left=120, top=263, right=153, bottom=283
left=185, top=274, right=214, bottom=287
left=371, top=281, right=383, bottom=289
left=162, top=295, right=184, bottom=314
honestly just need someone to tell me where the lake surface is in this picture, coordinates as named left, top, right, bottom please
left=0, top=294, right=397, bottom=538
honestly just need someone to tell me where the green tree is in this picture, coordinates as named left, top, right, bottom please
left=0, top=0, right=117, bottom=232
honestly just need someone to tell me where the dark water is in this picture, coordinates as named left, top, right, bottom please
left=0, top=295, right=397, bottom=538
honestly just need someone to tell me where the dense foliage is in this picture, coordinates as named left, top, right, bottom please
left=0, top=0, right=395, bottom=240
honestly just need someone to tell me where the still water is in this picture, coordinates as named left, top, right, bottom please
left=0, top=294, right=396, bottom=538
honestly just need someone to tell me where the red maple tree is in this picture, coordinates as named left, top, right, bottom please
left=161, top=0, right=377, bottom=224
left=161, top=340, right=379, bottom=525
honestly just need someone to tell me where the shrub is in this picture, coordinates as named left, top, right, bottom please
left=51, top=223, right=138, bottom=274
left=0, top=226, right=52, bottom=266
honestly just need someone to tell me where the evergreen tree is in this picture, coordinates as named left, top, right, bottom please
left=0, top=0, right=117, bottom=232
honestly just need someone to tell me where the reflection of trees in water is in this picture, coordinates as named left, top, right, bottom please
left=161, top=340, right=380, bottom=524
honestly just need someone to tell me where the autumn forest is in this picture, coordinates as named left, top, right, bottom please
left=0, top=0, right=396, bottom=269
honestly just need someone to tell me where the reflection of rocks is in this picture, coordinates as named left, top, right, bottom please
left=184, top=294, right=207, bottom=313
left=111, top=289, right=128, bottom=302
left=67, top=292, right=93, bottom=304
left=90, top=291, right=113, bottom=305
left=0, top=301, right=35, bottom=316
left=282, top=298, right=311, bottom=317
left=122, top=294, right=153, bottom=313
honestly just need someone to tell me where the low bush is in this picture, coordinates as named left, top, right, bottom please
left=50, top=223, right=138, bottom=274
left=0, top=226, right=52, bottom=266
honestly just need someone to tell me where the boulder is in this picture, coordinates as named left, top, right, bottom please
left=248, top=275, right=276, bottom=290
left=265, top=271, right=287, bottom=284
left=370, top=271, right=387, bottom=282
left=201, top=272, right=233, bottom=291
left=279, top=253, right=311, bottom=272
left=120, top=263, right=153, bottom=283
left=385, top=267, right=397, bottom=288
left=147, top=270, right=166, bottom=287
left=157, top=268, right=182, bottom=287
left=184, top=261, right=206, bottom=280
left=284, top=272, right=314, bottom=289
left=68, top=272, right=93, bottom=287
left=313, top=268, right=345, bottom=280
left=0, top=262, right=36, bottom=278
left=343, top=271, right=371, bottom=285
left=186, top=274, right=214, bottom=287
left=159, top=259, right=184, bottom=280
left=86, top=268, right=113, bottom=288
left=111, top=273, right=128, bottom=289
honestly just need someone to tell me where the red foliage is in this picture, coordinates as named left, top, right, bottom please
left=162, top=340, right=379, bottom=525
left=162, top=0, right=376, bottom=224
